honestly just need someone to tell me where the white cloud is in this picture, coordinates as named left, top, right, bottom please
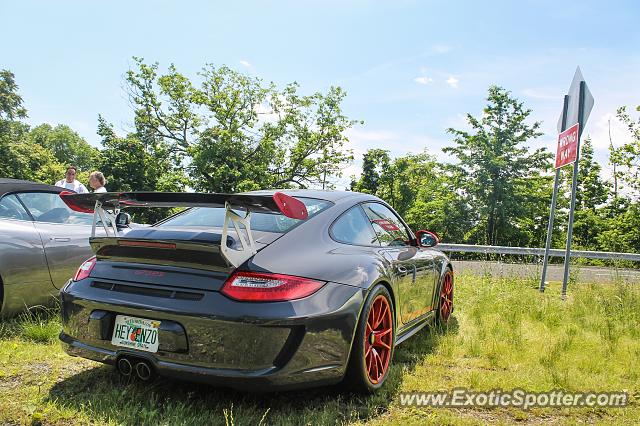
left=432, top=44, right=453, bottom=54
left=444, top=113, right=471, bottom=132
left=522, top=88, right=562, bottom=100
left=345, top=128, right=398, bottom=145
left=239, top=60, right=252, bottom=68
left=446, top=76, right=459, bottom=88
left=344, top=128, right=450, bottom=162
left=413, top=76, right=434, bottom=85
left=586, top=112, right=633, bottom=151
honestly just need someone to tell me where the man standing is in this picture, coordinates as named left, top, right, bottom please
left=55, top=166, right=88, bottom=193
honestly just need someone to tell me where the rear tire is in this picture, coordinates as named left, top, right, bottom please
left=345, top=284, right=395, bottom=393
left=436, top=268, right=454, bottom=326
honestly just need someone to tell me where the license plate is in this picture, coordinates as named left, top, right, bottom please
left=111, top=315, right=161, bottom=353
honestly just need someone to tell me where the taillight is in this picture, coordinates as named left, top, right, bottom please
left=74, top=256, right=97, bottom=281
left=221, top=271, right=325, bottom=302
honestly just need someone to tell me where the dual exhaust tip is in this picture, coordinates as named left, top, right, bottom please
left=116, top=356, right=154, bottom=381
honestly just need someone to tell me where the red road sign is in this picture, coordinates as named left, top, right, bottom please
left=555, top=122, right=580, bottom=169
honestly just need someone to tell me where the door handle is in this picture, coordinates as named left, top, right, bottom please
left=52, top=237, right=71, bottom=242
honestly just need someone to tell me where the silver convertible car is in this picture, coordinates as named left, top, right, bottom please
left=0, top=179, right=100, bottom=317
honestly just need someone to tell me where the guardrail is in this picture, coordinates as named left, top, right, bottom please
left=437, top=244, right=640, bottom=263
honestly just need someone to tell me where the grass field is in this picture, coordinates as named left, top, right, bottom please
left=1, top=272, right=639, bottom=425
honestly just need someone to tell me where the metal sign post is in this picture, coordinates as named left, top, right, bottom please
left=539, top=95, right=569, bottom=293
left=539, top=67, right=593, bottom=298
left=560, top=81, right=586, bottom=300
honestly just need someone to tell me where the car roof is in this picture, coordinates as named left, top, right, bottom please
left=0, top=179, right=62, bottom=198
left=242, top=189, right=379, bottom=203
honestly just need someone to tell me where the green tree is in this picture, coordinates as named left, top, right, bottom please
left=352, top=149, right=472, bottom=241
left=611, top=105, right=640, bottom=195
left=444, top=86, right=551, bottom=246
left=28, top=124, right=99, bottom=171
left=124, top=58, right=357, bottom=192
left=268, top=84, right=356, bottom=189
left=352, top=149, right=409, bottom=213
left=97, top=117, right=149, bottom=192
left=400, top=158, right=473, bottom=242
left=0, top=70, right=64, bottom=183
left=575, top=137, right=610, bottom=210
left=597, top=202, right=640, bottom=253
left=596, top=106, right=640, bottom=255
left=189, top=63, right=277, bottom=191
left=0, top=70, right=27, bottom=122
left=0, top=69, right=29, bottom=158
left=0, top=139, right=64, bottom=183
left=97, top=116, right=186, bottom=222
left=377, top=154, right=416, bottom=216
left=566, top=137, right=611, bottom=250
left=351, top=149, right=390, bottom=195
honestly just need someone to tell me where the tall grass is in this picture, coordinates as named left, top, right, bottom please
left=452, top=273, right=640, bottom=392
left=1, top=273, right=639, bottom=425
left=0, top=305, right=60, bottom=343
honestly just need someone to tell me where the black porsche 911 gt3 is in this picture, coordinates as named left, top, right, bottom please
left=58, top=190, right=454, bottom=393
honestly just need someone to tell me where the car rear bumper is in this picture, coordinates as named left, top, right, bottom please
left=59, top=278, right=364, bottom=391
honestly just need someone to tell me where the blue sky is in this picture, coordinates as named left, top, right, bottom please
left=2, top=0, right=639, bottom=187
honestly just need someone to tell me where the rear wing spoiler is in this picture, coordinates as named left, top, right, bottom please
left=60, top=191, right=308, bottom=268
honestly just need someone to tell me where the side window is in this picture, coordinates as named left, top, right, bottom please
left=0, top=195, right=31, bottom=221
left=16, top=192, right=94, bottom=225
left=330, top=205, right=380, bottom=246
left=361, top=202, right=411, bottom=247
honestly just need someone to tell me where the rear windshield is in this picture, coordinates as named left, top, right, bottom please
left=158, top=197, right=332, bottom=233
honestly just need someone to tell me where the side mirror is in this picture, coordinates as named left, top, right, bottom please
left=115, top=212, right=131, bottom=228
left=415, top=230, right=439, bottom=248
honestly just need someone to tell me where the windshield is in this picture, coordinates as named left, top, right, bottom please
left=158, top=197, right=332, bottom=233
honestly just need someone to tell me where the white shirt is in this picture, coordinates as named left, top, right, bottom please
left=55, top=179, right=89, bottom=194
left=94, top=186, right=107, bottom=193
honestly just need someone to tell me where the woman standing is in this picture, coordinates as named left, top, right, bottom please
left=88, top=171, right=108, bottom=193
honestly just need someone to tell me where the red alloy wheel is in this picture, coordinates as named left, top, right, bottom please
left=364, top=295, right=393, bottom=384
left=439, top=271, right=454, bottom=322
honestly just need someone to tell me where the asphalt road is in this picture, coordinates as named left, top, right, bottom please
left=452, top=260, right=640, bottom=284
